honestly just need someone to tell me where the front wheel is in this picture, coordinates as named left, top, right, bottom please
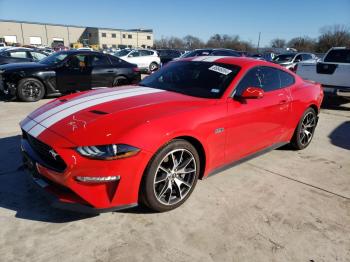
left=140, top=139, right=200, bottom=212
left=290, top=108, right=317, bottom=150
left=17, top=78, right=45, bottom=102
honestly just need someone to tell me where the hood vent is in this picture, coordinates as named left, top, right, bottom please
left=89, top=110, right=109, bottom=115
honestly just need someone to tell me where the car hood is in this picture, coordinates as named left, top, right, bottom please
left=22, top=86, right=213, bottom=146
left=0, top=62, right=49, bottom=71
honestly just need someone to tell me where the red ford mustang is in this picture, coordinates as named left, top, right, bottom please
left=20, top=56, right=323, bottom=213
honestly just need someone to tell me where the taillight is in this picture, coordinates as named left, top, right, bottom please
left=133, top=67, right=140, bottom=73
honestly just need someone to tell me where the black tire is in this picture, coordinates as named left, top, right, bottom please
left=140, top=139, right=200, bottom=212
left=290, top=108, right=317, bottom=150
left=149, top=62, right=158, bottom=73
left=17, top=78, right=45, bottom=102
left=112, top=76, right=129, bottom=87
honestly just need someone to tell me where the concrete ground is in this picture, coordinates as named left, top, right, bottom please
left=0, top=95, right=349, bottom=262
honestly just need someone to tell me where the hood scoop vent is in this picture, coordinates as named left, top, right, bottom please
left=89, top=110, right=109, bottom=115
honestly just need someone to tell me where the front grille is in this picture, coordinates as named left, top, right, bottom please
left=22, top=130, right=67, bottom=172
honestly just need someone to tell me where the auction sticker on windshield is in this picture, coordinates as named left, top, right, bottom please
left=208, top=65, right=232, bottom=75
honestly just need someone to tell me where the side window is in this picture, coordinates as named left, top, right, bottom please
left=129, top=51, right=140, bottom=57
left=279, top=70, right=295, bottom=88
left=67, top=54, right=88, bottom=69
left=235, top=66, right=282, bottom=95
left=294, top=54, right=302, bottom=62
left=89, top=54, right=110, bottom=66
left=109, top=55, right=124, bottom=65
left=9, top=51, right=28, bottom=58
left=31, top=52, right=47, bottom=61
left=234, top=67, right=262, bottom=96
left=258, top=67, right=280, bottom=92
left=301, top=54, right=312, bottom=61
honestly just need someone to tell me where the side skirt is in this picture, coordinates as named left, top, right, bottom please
left=205, top=142, right=288, bottom=178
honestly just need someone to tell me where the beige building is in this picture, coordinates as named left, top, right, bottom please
left=0, top=19, right=154, bottom=49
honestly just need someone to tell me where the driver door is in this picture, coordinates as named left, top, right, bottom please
left=55, top=54, right=92, bottom=92
left=225, top=66, right=291, bottom=163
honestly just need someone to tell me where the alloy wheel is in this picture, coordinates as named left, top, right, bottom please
left=153, top=149, right=197, bottom=206
left=299, top=111, right=317, bottom=146
left=23, top=81, right=42, bottom=99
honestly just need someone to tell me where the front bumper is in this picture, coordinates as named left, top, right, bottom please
left=20, top=131, right=151, bottom=214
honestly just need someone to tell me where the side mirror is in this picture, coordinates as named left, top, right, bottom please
left=241, top=87, right=264, bottom=99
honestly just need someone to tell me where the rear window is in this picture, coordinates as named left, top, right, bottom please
left=324, top=49, right=350, bottom=63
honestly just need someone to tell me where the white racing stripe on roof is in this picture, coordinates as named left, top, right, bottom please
left=202, top=56, right=227, bottom=62
left=191, top=56, right=228, bottom=62
left=192, top=56, right=208, bottom=61
left=32, top=88, right=165, bottom=137
left=33, top=87, right=150, bottom=123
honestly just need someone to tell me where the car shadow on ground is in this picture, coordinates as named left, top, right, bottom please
left=321, top=97, right=350, bottom=111
left=0, top=135, right=95, bottom=223
left=328, top=121, right=350, bottom=150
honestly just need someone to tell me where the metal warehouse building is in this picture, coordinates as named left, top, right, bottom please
left=0, top=19, right=154, bottom=49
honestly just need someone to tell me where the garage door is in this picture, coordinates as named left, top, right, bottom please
left=29, top=36, right=42, bottom=45
left=4, top=35, right=17, bottom=43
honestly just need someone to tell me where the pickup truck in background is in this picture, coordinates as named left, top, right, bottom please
left=296, top=47, right=350, bottom=100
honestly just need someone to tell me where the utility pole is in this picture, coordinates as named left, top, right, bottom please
left=257, top=32, right=261, bottom=53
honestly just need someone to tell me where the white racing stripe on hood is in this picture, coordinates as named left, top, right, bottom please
left=27, top=88, right=165, bottom=137
left=33, top=87, right=150, bottom=123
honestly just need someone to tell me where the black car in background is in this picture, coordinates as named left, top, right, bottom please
left=180, top=48, right=242, bottom=58
left=157, top=49, right=182, bottom=65
left=0, top=50, right=141, bottom=102
left=0, top=48, right=48, bottom=65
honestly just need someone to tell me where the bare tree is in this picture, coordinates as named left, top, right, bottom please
left=288, top=36, right=316, bottom=52
left=271, top=38, right=286, bottom=48
left=316, top=24, right=350, bottom=52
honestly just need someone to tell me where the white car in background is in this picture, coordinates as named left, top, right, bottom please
left=114, top=49, right=160, bottom=73
left=273, top=52, right=318, bottom=72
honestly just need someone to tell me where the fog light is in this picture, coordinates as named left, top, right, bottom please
left=75, top=176, right=120, bottom=183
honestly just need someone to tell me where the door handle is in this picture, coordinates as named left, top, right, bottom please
left=107, top=70, right=115, bottom=73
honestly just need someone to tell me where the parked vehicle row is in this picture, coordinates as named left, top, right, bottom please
left=0, top=47, right=48, bottom=65
left=272, top=52, right=318, bottom=72
left=0, top=50, right=141, bottom=102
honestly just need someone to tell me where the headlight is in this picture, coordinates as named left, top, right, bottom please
left=76, top=144, right=140, bottom=160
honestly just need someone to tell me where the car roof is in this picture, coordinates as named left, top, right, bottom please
left=57, top=50, right=105, bottom=55
left=178, top=56, right=285, bottom=69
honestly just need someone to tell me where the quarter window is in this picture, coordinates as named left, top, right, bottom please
left=279, top=70, right=295, bottom=88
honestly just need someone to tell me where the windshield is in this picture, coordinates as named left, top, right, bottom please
left=273, top=54, right=295, bottom=62
left=114, top=49, right=131, bottom=57
left=39, top=52, right=68, bottom=65
left=139, top=61, right=240, bottom=98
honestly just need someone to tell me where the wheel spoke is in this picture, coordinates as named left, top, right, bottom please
left=174, top=177, right=191, bottom=188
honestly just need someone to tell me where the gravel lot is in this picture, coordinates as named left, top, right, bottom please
left=0, top=94, right=349, bottom=262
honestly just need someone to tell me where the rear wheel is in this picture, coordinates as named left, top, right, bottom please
left=112, top=76, right=129, bottom=87
left=149, top=62, right=158, bottom=73
left=17, top=78, right=45, bottom=102
left=140, top=139, right=200, bottom=212
left=290, top=108, right=317, bottom=150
